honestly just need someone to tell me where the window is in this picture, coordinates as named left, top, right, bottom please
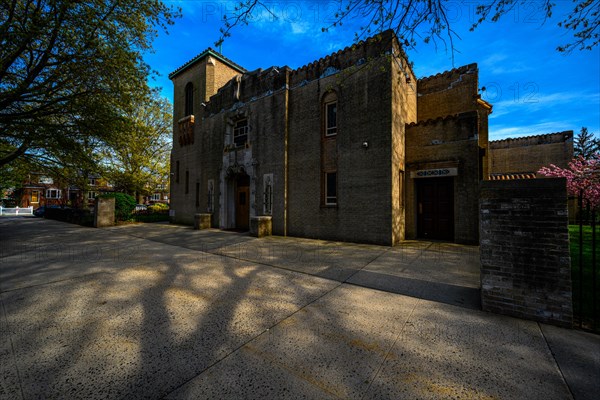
left=88, top=191, right=97, bottom=200
left=263, top=175, right=273, bottom=215
left=46, top=189, right=61, bottom=199
left=325, top=101, right=337, bottom=136
left=39, top=176, right=53, bottom=184
left=398, top=170, right=404, bottom=210
left=233, top=119, right=248, bottom=147
left=151, top=193, right=161, bottom=201
left=325, top=172, right=337, bottom=205
left=31, top=191, right=39, bottom=203
left=195, top=182, right=200, bottom=207
left=184, top=82, right=194, bottom=116
left=176, top=161, right=180, bottom=184
left=207, top=180, right=214, bottom=212
left=88, top=178, right=97, bottom=186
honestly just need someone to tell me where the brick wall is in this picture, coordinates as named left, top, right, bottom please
left=287, top=54, right=398, bottom=245
left=489, top=131, right=574, bottom=175
left=417, top=64, right=479, bottom=122
left=480, top=178, right=572, bottom=327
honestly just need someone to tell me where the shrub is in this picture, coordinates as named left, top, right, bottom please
left=148, top=203, right=169, bottom=213
left=99, top=193, right=136, bottom=221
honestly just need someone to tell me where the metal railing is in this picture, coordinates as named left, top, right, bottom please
left=573, top=195, right=598, bottom=332
left=0, top=206, right=34, bottom=216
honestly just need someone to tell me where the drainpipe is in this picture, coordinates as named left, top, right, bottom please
left=284, top=71, right=290, bottom=236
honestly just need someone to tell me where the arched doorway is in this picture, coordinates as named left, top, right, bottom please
left=235, top=173, right=250, bottom=230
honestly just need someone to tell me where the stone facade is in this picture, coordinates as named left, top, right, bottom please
left=168, top=31, right=568, bottom=245
left=480, top=178, right=572, bottom=327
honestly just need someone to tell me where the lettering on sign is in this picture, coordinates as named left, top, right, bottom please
left=410, top=168, right=458, bottom=178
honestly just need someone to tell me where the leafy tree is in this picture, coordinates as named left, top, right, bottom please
left=574, top=127, right=600, bottom=159
left=539, top=155, right=600, bottom=210
left=218, top=0, right=599, bottom=56
left=100, top=90, right=172, bottom=202
left=0, top=0, right=179, bottom=168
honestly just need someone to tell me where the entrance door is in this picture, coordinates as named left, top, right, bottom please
left=235, top=174, right=250, bottom=230
left=417, top=177, right=454, bottom=240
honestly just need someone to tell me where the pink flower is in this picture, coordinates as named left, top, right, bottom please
left=538, top=154, right=600, bottom=210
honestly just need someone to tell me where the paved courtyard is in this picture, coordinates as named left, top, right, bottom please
left=0, top=218, right=598, bottom=399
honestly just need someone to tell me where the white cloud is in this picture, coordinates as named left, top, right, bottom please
left=488, top=91, right=600, bottom=119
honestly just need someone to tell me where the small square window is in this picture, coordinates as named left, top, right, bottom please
left=88, top=191, right=97, bottom=200
left=325, top=102, right=337, bottom=136
left=325, top=172, right=337, bottom=205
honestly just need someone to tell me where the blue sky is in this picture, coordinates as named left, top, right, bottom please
left=145, top=0, right=600, bottom=141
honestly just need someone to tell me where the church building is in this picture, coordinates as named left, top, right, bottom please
left=168, top=30, right=568, bottom=245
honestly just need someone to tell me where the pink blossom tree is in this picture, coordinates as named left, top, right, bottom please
left=538, top=155, right=600, bottom=210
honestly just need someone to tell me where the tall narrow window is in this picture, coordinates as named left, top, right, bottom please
left=398, top=169, right=404, bottom=210
left=325, top=172, right=337, bottom=205
left=195, top=182, right=200, bottom=207
left=176, top=161, right=180, bottom=184
left=233, top=119, right=248, bottom=147
left=184, top=82, right=194, bottom=116
left=263, top=174, right=273, bottom=215
left=185, top=171, right=189, bottom=194
left=325, top=101, right=337, bottom=136
left=321, top=91, right=338, bottom=206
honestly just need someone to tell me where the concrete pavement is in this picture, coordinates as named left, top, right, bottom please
left=0, top=218, right=598, bottom=399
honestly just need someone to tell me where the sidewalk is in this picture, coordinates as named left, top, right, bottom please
left=1, top=218, right=598, bottom=399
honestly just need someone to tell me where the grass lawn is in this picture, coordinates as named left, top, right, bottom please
left=569, top=225, right=599, bottom=331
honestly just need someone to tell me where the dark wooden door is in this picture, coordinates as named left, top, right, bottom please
left=417, top=177, right=454, bottom=240
left=235, top=175, right=250, bottom=230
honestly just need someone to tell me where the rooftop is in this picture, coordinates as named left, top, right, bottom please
left=169, top=48, right=247, bottom=79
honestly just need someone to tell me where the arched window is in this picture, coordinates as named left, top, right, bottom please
left=184, top=82, right=194, bottom=116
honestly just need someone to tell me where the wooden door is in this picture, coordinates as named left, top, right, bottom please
left=416, top=177, right=454, bottom=240
left=235, top=175, right=250, bottom=230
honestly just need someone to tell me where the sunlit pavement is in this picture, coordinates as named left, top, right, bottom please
left=1, top=218, right=598, bottom=399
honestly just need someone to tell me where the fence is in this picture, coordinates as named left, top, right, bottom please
left=573, top=195, right=598, bottom=332
left=0, top=206, right=33, bottom=216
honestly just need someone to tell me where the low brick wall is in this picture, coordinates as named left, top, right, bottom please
left=480, top=178, right=572, bottom=327
left=46, top=207, right=94, bottom=227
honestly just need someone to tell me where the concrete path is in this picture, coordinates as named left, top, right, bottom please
left=0, top=218, right=598, bottom=399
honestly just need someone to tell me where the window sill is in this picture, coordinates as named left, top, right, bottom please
left=321, top=204, right=338, bottom=209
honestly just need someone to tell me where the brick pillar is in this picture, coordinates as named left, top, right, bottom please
left=480, top=178, right=572, bottom=327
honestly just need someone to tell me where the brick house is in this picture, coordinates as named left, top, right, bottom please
left=18, top=174, right=113, bottom=209
left=168, top=30, right=571, bottom=245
